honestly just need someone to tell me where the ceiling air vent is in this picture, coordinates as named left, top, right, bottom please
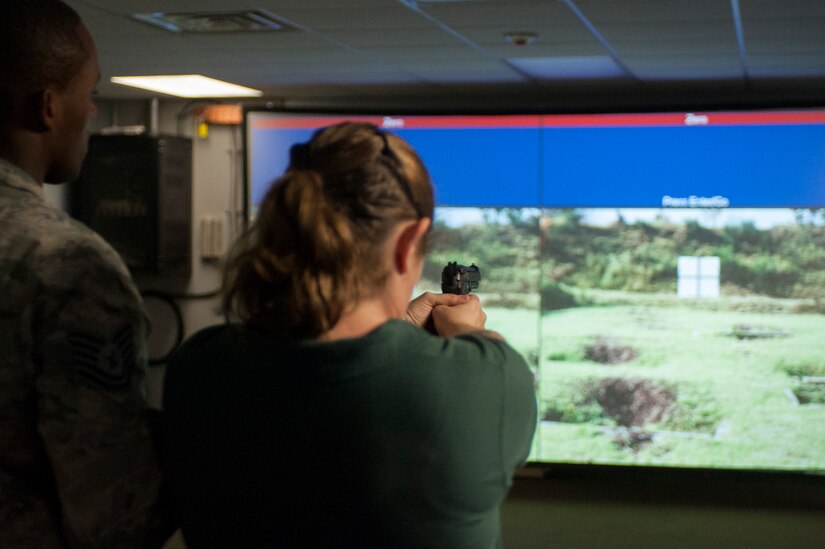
left=132, top=11, right=293, bottom=33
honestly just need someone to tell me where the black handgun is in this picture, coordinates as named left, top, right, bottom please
left=441, top=262, right=481, bottom=295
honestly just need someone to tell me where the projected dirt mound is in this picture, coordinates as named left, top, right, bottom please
left=585, top=337, right=639, bottom=364
left=542, top=377, right=686, bottom=429
left=792, top=384, right=825, bottom=405
left=729, top=324, right=789, bottom=340
left=591, top=378, right=677, bottom=427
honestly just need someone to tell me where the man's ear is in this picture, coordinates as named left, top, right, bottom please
left=25, top=88, right=57, bottom=132
left=393, top=218, right=431, bottom=274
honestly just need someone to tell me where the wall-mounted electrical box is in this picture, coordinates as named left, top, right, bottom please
left=69, top=134, right=192, bottom=277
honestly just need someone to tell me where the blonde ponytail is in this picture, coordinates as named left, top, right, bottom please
left=223, top=122, right=434, bottom=339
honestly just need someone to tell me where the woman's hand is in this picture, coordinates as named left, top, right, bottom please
left=431, top=294, right=491, bottom=337
left=406, top=292, right=470, bottom=333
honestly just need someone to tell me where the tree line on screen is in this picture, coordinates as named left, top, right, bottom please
left=423, top=208, right=825, bottom=312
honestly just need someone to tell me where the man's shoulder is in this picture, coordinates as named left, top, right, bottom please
left=2, top=199, right=130, bottom=282
left=26, top=203, right=111, bottom=253
left=3, top=194, right=90, bottom=241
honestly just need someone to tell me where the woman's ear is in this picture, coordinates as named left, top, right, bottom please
left=393, top=217, right=431, bottom=274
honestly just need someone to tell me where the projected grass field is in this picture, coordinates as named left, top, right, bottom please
left=421, top=207, right=825, bottom=471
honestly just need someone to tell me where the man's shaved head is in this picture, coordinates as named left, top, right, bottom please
left=0, top=1, right=90, bottom=124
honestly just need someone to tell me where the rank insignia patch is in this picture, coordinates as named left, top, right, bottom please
left=67, top=326, right=134, bottom=388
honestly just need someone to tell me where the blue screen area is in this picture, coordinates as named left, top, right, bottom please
left=543, top=125, right=825, bottom=207
left=247, top=111, right=825, bottom=213
left=248, top=119, right=540, bottom=209
left=250, top=126, right=315, bottom=208
left=396, top=128, right=540, bottom=207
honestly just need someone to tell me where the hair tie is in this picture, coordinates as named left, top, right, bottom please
left=289, top=142, right=312, bottom=170
left=374, top=129, right=424, bottom=218
left=375, top=129, right=392, bottom=155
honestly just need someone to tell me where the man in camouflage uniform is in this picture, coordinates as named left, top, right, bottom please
left=0, top=1, right=166, bottom=546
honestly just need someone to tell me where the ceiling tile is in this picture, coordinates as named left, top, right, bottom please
left=359, top=45, right=489, bottom=61
left=749, top=65, right=825, bottom=77
left=575, top=0, right=734, bottom=23
left=611, top=39, right=740, bottom=57
left=485, top=42, right=606, bottom=58
left=177, top=32, right=331, bottom=50
left=746, top=37, right=825, bottom=55
left=78, top=14, right=165, bottom=38
left=269, top=6, right=435, bottom=30
left=455, top=24, right=596, bottom=44
left=634, top=67, right=745, bottom=80
left=248, top=70, right=424, bottom=86
left=321, top=28, right=464, bottom=47
left=743, top=17, right=825, bottom=40
left=749, top=52, right=825, bottom=66
left=420, top=0, right=581, bottom=27
left=75, top=0, right=261, bottom=12
left=394, top=58, right=512, bottom=72
left=625, top=55, right=743, bottom=68
left=740, top=0, right=825, bottom=18
left=624, top=55, right=744, bottom=80
left=410, top=68, right=526, bottom=83
left=596, top=20, right=737, bottom=41
left=508, top=55, right=626, bottom=79
left=62, top=0, right=825, bottom=97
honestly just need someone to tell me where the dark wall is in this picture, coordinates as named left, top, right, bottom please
left=279, top=78, right=825, bottom=114
left=501, top=469, right=825, bottom=548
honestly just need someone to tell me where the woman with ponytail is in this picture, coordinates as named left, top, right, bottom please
left=163, top=122, right=537, bottom=549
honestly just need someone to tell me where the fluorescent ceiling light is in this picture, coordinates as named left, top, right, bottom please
left=111, top=75, right=263, bottom=98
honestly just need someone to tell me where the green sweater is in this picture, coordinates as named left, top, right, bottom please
left=164, top=319, right=537, bottom=548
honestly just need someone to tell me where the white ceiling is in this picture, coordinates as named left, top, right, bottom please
left=67, top=0, right=825, bottom=108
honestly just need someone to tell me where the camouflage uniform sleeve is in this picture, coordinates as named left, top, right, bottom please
left=32, top=232, right=165, bottom=548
